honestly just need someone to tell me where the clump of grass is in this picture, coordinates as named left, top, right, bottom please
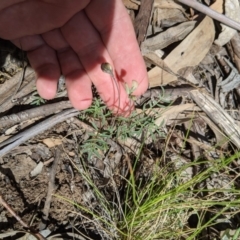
left=118, top=151, right=240, bottom=239
left=55, top=147, right=240, bottom=239
left=55, top=93, right=240, bottom=239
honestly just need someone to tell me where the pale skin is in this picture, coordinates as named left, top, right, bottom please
left=0, top=0, right=148, bottom=115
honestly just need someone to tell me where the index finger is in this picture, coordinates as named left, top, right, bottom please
left=85, top=0, right=148, bottom=96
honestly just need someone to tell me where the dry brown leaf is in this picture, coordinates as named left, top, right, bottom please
left=122, top=0, right=139, bottom=10
left=148, top=15, right=215, bottom=87
left=42, top=138, right=63, bottom=148
left=154, top=103, right=199, bottom=126
left=210, top=0, right=223, bottom=13
left=154, top=0, right=186, bottom=13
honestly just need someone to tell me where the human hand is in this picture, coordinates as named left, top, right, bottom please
left=0, top=0, right=148, bottom=115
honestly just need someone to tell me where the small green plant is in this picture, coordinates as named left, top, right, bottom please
left=125, top=80, right=138, bottom=98
left=30, top=92, right=46, bottom=105
left=78, top=93, right=165, bottom=161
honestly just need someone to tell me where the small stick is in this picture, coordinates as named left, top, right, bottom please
left=0, top=194, right=46, bottom=240
left=12, top=45, right=27, bottom=102
left=0, top=100, right=72, bottom=129
left=40, top=148, right=60, bottom=230
left=177, top=0, right=240, bottom=31
left=0, top=108, right=79, bottom=157
left=101, top=63, right=120, bottom=114
left=11, top=62, right=27, bottom=102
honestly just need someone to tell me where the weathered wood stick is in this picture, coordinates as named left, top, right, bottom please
left=177, top=0, right=240, bottom=31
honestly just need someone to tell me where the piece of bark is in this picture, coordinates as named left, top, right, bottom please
left=0, top=67, right=36, bottom=113
left=232, top=53, right=240, bottom=73
left=230, top=33, right=240, bottom=72
left=39, top=148, right=60, bottom=230
left=0, top=101, right=72, bottom=129
left=141, top=21, right=196, bottom=51
left=190, top=90, right=240, bottom=148
left=230, top=33, right=240, bottom=59
left=134, top=0, right=154, bottom=45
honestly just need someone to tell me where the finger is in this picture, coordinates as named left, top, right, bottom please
left=61, top=11, right=132, bottom=114
left=0, top=0, right=90, bottom=39
left=42, top=29, right=93, bottom=110
left=85, top=0, right=148, bottom=96
left=12, top=35, right=60, bottom=99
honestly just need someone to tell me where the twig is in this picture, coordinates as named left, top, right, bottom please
left=0, top=108, right=79, bottom=157
left=0, top=101, right=72, bottom=129
left=134, top=0, right=154, bottom=45
left=0, top=194, right=46, bottom=240
left=11, top=62, right=27, bottom=101
left=40, top=148, right=60, bottom=230
left=0, top=67, right=36, bottom=113
left=177, top=0, right=240, bottom=31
